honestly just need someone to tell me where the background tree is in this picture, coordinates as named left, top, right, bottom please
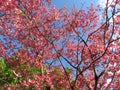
left=0, top=0, right=120, bottom=89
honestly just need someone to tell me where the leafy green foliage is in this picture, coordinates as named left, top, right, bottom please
left=20, top=63, right=46, bottom=74
left=0, top=58, right=19, bottom=86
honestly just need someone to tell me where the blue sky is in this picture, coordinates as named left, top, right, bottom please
left=52, top=0, right=102, bottom=9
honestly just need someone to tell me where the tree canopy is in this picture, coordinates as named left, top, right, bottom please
left=0, top=0, right=120, bottom=89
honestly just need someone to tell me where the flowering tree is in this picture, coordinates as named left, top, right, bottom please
left=0, top=0, right=120, bottom=89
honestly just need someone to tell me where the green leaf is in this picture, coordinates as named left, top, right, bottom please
left=41, top=68, right=45, bottom=74
left=65, top=67, right=71, bottom=73
left=12, top=77, right=19, bottom=84
left=20, top=63, right=26, bottom=68
left=0, top=58, right=7, bottom=70
left=61, top=88, right=65, bottom=90
left=19, top=12, right=25, bottom=17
